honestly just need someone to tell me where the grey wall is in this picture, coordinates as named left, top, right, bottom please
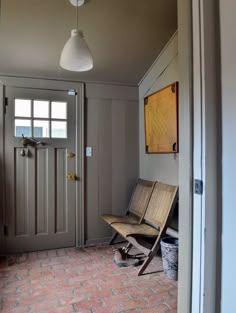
left=85, top=83, right=139, bottom=244
left=138, top=33, right=179, bottom=185
left=220, top=1, right=236, bottom=312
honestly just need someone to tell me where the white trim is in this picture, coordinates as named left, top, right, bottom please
left=138, top=31, right=178, bottom=87
left=0, top=73, right=137, bottom=88
left=0, top=82, right=6, bottom=255
left=0, top=76, right=84, bottom=92
left=192, top=0, right=204, bottom=310
left=76, top=83, right=85, bottom=247
left=177, top=0, right=193, bottom=312
left=85, top=237, right=111, bottom=246
left=191, top=0, right=219, bottom=312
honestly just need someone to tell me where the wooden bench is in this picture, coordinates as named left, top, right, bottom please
left=101, top=179, right=155, bottom=245
left=107, top=182, right=178, bottom=275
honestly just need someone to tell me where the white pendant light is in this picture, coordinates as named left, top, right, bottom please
left=60, top=0, right=93, bottom=71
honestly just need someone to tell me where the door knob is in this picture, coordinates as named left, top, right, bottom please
left=67, top=152, right=75, bottom=159
left=67, top=172, right=78, bottom=181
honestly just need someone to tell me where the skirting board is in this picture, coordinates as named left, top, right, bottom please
left=85, top=237, right=112, bottom=246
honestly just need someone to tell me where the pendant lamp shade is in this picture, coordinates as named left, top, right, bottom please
left=60, top=29, right=93, bottom=72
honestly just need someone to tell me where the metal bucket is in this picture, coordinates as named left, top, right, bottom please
left=161, top=237, right=179, bottom=280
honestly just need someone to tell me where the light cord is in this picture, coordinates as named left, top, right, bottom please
left=76, top=0, right=78, bottom=30
left=0, top=0, right=2, bottom=25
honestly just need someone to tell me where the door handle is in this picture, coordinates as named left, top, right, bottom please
left=67, top=152, right=75, bottom=159
left=67, top=172, right=78, bottom=181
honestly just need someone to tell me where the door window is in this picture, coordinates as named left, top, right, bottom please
left=14, top=99, right=67, bottom=138
left=33, top=100, right=49, bottom=118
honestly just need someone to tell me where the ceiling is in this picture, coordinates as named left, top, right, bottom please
left=0, top=0, right=177, bottom=86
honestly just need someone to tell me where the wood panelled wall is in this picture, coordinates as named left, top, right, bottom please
left=139, top=33, right=179, bottom=185
left=85, top=83, right=139, bottom=245
left=138, top=33, right=179, bottom=232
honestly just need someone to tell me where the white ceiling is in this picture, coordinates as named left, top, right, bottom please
left=0, top=0, right=177, bottom=85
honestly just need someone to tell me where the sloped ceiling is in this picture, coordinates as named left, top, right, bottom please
left=0, top=0, right=177, bottom=85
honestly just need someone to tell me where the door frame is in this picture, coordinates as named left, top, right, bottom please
left=178, top=0, right=220, bottom=313
left=177, top=0, right=193, bottom=312
left=191, top=0, right=220, bottom=312
left=0, top=76, right=85, bottom=251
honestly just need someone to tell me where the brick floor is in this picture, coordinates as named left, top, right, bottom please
left=0, top=244, right=177, bottom=313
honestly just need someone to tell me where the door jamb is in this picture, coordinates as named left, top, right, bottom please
left=0, top=76, right=85, bottom=249
left=178, top=0, right=220, bottom=312
left=178, top=0, right=220, bottom=311
left=0, top=82, right=6, bottom=255
left=177, top=0, right=193, bottom=312
left=76, top=83, right=85, bottom=247
left=191, top=0, right=220, bottom=312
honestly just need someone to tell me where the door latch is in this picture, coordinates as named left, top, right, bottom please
left=194, top=179, right=203, bottom=195
left=68, top=89, right=77, bottom=96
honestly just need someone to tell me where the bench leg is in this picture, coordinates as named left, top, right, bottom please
left=109, top=232, right=119, bottom=245
left=138, top=253, right=155, bottom=276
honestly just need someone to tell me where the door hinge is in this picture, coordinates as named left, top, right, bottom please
left=68, top=89, right=77, bottom=96
left=194, top=179, right=203, bottom=195
left=3, top=225, right=8, bottom=236
left=4, top=97, right=8, bottom=114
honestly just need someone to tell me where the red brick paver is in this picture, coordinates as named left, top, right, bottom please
left=0, top=245, right=177, bottom=312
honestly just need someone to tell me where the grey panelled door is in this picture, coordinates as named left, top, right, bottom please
left=4, top=87, right=77, bottom=253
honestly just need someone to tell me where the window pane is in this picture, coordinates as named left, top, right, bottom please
left=33, top=120, right=49, bottom=138
left=51, top=121, right=67, bottom=138
left=51, top=102, right=67, bottom=119
left=15, top=119, right=31, bottom=137
left=15, top=99, right=31, bottom=117
left=33, top=100, right=49, bottom=118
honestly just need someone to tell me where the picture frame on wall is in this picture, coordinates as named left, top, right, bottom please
left=144, top=82, right=179, bottom=154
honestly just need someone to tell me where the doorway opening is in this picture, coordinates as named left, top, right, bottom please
left=0, top=77, right=85, bottom=254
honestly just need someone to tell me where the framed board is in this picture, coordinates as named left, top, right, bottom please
left=144, top=82, right=178, bottom=154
